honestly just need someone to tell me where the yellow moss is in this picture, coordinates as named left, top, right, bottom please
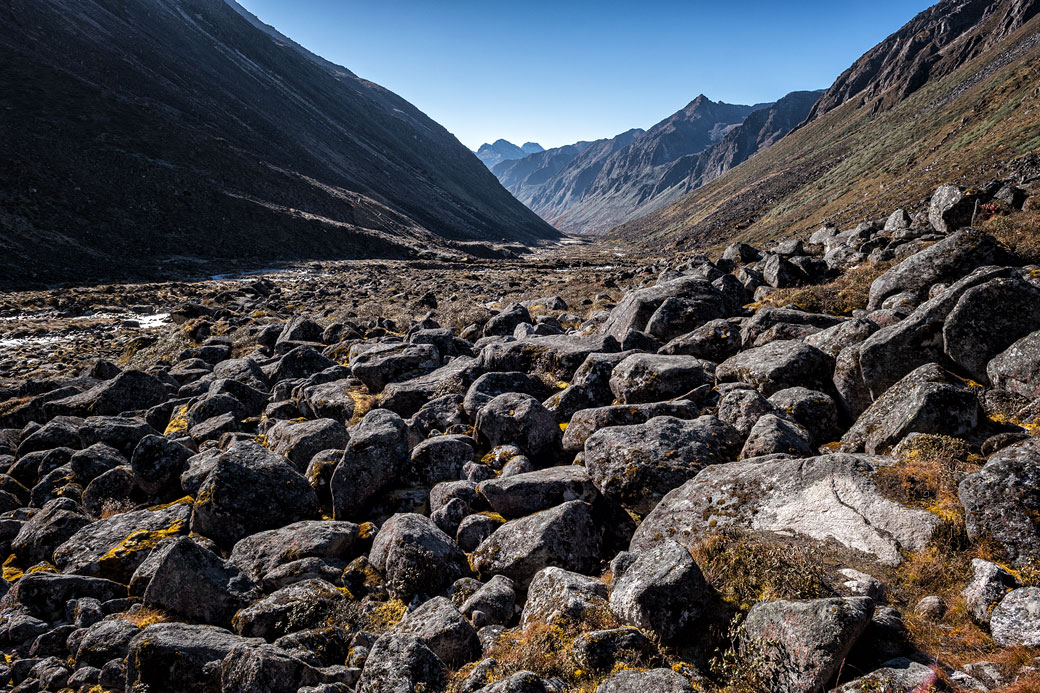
left=147, top=495, right=194, bottom=512
left=99, top=520, right=186, bottom=572
left=2, top=554, right=23, bottom=582
left=25, top=563, right=58, bottom=575
left=559, top=423, right=569, bottom=432
left=164, top=405, right=189, bottom=436
left=358, top=522, right=376, bottom=540
left=364, top=599, right=406, bottom=631
left=119, top=606, right=170, bottom=628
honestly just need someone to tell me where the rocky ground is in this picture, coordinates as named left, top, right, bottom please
left=1, top=182, right=1040, bottom=692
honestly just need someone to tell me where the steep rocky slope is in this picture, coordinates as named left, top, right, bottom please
left=0, top=0, right=557, bottom=288
left=494, top=97, right=762, bottom=234
left=2, top=183, right=1040, bottom=691
left=615, top=0, right=1040, bottom=251
left=475, top=140, right=545, bottom=169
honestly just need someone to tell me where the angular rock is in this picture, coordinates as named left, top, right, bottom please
left=521, top=566, right=608, bottom=629
left=190, top=441, right=318, bottom=548
left=841, top=364, right=977, bottom=454
left=266, top=418, right=349, bottom=472
left=716, top=340, right=834, bottom=396
left=352, top=343, right=440, bottom=393
left=928, top=184, right=983, bottom=234
left=11, top=497, right=91, bottom=565
left=220, top=643, right=323, bottom=693
left=470, top=501, right=601, bottom=588
left=331, top=408, right=409, bottom=520
left=131, top=435, right=193, bottom=497
left=740, top=414, right=814, bottom=459
left=463, top=371, right=553, bottom=420
left=233, top=579, right=347, bottom=641
left=561, top=400, right=698, bottom=453
left=395, top=596, right=480, bottom=667
left=632, top=454, right=939, bottom=566
left=988, top=329, right=1040, bottom=399
left=658, top=318, right=742, bottom=362
left=124, top=622, right=261, bottom=693
left=369, top=513, right=468, bottom=599
left=356, top=633, right=447, bottom=693
left=962, top=559, right=1017, bottom=626
left=584, top=416, right=740, bottom=515
left=459, top=575, right=516, bottom=627
left=990, top=587, right=1040, bottom=646
left=596, top=668, right=696, bottom=693
left=608, top=541, right=709, bottom=642
left=608, top=354, right=713, bottom=404
left=959, top=438, right=1040, bottom=565
left=475, top=393, right=561, bottom=463
left=410, top=435, right=474, bottom=486
left=477, top=466, right=598, bottom=519
left=741, top=597, right=874, bottom=691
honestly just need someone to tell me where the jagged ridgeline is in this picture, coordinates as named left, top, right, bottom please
left=0, top=0, right=558, bottom=287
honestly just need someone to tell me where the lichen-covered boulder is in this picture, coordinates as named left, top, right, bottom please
left=475, top=393, right=561, bottom=463
left=608, top=541, right=710, bottom=642
left=521, top=566, right=608, bottom=629
left=356, top=633, right=447, bottom=693
left=959, top=438, right=1040, bottom=566
left=716, top=340, right=835, bottom=396
left=739, top=414, right=814, bottom=459
left=352, top=343, right=440, bottom=393
left=962, top=559, right=1018, bottom=626
left=584, top=416, right=740, bottom=515
left=227, top=520, right=361, bottom=583
left=928, top=184, right=984, bottom=234
left=331, top=408, right=408, bottom=520
left=658, top=318, right=743, bottom=362
left=53, top=500, right=192, bottom=582
left=988, top=329, right=1040, bottom=399
left=595, top=668, right=697, bottom=693
left=131, top=434, right=193, bottom=497
left=10, top=497, right=91, bottom=565
left=840, top=363, right=977, bottom=454
left=395, top=596, right=480, bottom=668
left=233, top=578, right=348, bottom=641
left=562, top=400, right=699, bottom=452
left=266, top=418, right=349, bottom=472
left=608, top=354, right=714, bottom=404
left=632, top=454, right=939, bottom=566
left=866, top=228, right=997, bottom=309
left=470, top=501, right=601, bottom=588
left=990, top=587, right=1040, bottom=646
left=369, top=513, right=468, bottom=599
left=125, top=622, right=263, bottom=693
left=220, top=643, right=324, bottom=693
left=477, top=465, right=597, bottom=520
left=741, top=597, right=874, bottom=691
left=190, top=441, right=318, bottom=548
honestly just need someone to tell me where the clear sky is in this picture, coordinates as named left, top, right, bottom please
left=236, top=0, right=934, bottom=150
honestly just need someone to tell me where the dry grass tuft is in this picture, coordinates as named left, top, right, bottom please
left=99, top=498, right=139, bottom=519
left=756, top=260, right=896, bottom=316
left=118, top=606, right=171, bottom=628
left=985, top=210, right=1040, bottom=265
left=690, top=529, right=832, bottom=611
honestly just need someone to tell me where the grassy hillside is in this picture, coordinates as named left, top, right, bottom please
left=613, top=15, right=1040, bottom=253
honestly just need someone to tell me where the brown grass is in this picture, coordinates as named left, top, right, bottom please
left=985, top=210, right=1040, bottom=265
left=99, top=499, right=138, bottom=519
left=756, top=260, right=896, bottom=316
left=118, top=606, right=170, bottom=628
left=690, top=529, right=832, bottom=612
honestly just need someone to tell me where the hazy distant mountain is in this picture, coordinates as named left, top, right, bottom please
left=490, top=96, right=763, bottom=234
left=0, top=0, right=557, bottom=286
left=476, top=140, right=545, bottom=168
left=614, top=0, right=1040, bottom=251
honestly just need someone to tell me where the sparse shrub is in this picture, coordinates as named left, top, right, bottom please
left=690, top=529, right=831, bottom=611
left=708, top=614, right=781, bottom=693
left=99, top=498, right=138, bottom=519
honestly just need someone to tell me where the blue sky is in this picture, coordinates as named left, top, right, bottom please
left=236, top=0, right=934, bottom=150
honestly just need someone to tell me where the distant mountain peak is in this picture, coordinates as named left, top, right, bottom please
left=477, top=139, right=544, bottom=169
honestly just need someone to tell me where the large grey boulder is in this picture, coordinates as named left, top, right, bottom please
left=521, top=566, right=608, bottom=629
left=396, top=596, right=480, bottom=668
left=840, top=363, right=977, bottom=454
left=836, top=657, right=940, bottom=692
left=478, top=334, right=619, bottom=381
left=584, top=416, right=740, bottom=514
left=608, top=541, right=710, bottom=642
left=459, top=574, right=516, bottom=627
left=601, top=276, right=723, bottom=341
left=125, top=622, right=263, bottom=693
left=352, top=343, right=439, bottom=393
left=866, top=228, right=997, bottom=309
left=959, top=438, right=1040, bottom=566
left=475, top=393, right=561, bottom=463
left=53, top=501, right=193, bottom=582
left=608, top=354, right=714, bottom=404
left=561, top=400, right=698, bottom=452
left=659, top=318, right=743, bottom=363
left=631, top=454, right=939, bottom=566
left=10, top=497, right=90, bottom=566
left=131, top=434, right=193, bottom=497
left=380, top=356, right=482, bottom=418
left=943, top=277, right=1040, bottom=382
left=190, top=441, right=318, bottom=548
left=928, top=184, right=984, bottom=234
left=233, top=578, right=348, bottom=641
left=142, top=536, right=256, bottom=626
left=741, top=597, right=874, bottom=691
left=470, top=501, right=601, bottom=588
left=716, top=340, right=834, bottom=396
left=356, top=632, right=447, bottom=693
left=463, top=371, right=552, bottom=419
left=767, top=387, right=839, bottom=446
left=220, top=643, right=323, bottom=693
left=858, top=265, right=1013, bottom=398
left=331, top=408, right=408, bottom=520
left=227, top=520, right=361, bottom=583
left=643, top=292, right=728, bottom=342
left=990, top=587, right=1040, bottom=646
left=369, top=513, right=468, bottom=599
left=266, top=418, right=349, bottom=472
left=988, top=329, right=1040, bottom=399
left=477, top=466, right=598, bottom=519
